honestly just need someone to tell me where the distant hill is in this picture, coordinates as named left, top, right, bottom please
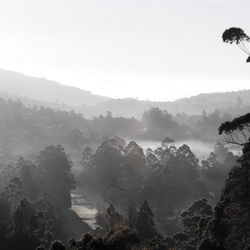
left=78, top=90, right=250, bottom=118
left=0, top=69, right=250, bottom=118
left=0, top=69, right=110, bottom=106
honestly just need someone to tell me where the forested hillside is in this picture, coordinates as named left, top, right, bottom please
left=1, top=69, right=250, bottom=118
left=1, top=0, right=250, bottom=249
left=0, top=97, right=244, bottom=250
left=0, top=97, right=241, bottom=167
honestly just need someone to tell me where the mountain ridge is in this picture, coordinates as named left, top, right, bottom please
left=1, top=69, right=250, bottom=118
left=0, top=69, right=110, bottom=106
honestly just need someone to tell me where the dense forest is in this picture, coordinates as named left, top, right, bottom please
left=0, top=93, right=246, bottom=250
left=0, top=96, right=243, bottom=166
left=0, top=4, right=250, bottom=247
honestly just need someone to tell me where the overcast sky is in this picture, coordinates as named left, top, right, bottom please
left=0, top=0, right=250, bottom=101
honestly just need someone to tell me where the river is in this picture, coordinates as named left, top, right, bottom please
left=71, top=191, right=98, bottom=229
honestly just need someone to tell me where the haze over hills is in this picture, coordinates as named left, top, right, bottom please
left=0, top=69, right=110, bottom=106
left=78, top=91, right=250, bottom=118
left=0, top=69, right=250, bottom=118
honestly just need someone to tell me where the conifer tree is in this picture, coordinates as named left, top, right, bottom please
left=136, top=200, right=157, bottom=240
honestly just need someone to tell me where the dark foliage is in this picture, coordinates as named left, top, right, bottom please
left=37, top=145, right=76, bottom=208
left=222, top=27, right=249, bottom=44
left=219, top=113, right=250, bottom=145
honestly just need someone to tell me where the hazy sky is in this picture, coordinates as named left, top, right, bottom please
left=0, top=0, right=250, bottom=101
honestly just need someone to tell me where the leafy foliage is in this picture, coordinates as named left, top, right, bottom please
left=222, top=27, right=249, bottom=44
left=219, top=113, right=250, bottom=145
left=222, top=27, right=250, bottom=62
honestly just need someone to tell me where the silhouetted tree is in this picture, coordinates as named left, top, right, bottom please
left=136, top=200, right=158, bottom=241
left=222, top=27, right=250, bottom=62
left=37, top=145, right=76, bottom=208
left=197, top=115, right=250, bottom=250
left=219, top=113, right=250, bottom=146
left=96, top=204, right=123, bottom=233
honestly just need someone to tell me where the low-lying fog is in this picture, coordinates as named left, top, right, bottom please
left=133, top=139, right=241, bottom=161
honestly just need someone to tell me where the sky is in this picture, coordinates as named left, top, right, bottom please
left=0, top=0, right=250, bottom=101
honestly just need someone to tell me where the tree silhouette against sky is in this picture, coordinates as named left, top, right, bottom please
left=222, top=27, right=250, bottom=62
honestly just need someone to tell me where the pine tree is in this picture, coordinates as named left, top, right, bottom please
left=106, top=204, right=123, bottom=230
left=37, top=145, right=76, bottom=208
left=136, top=200, right=157, bottom=240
